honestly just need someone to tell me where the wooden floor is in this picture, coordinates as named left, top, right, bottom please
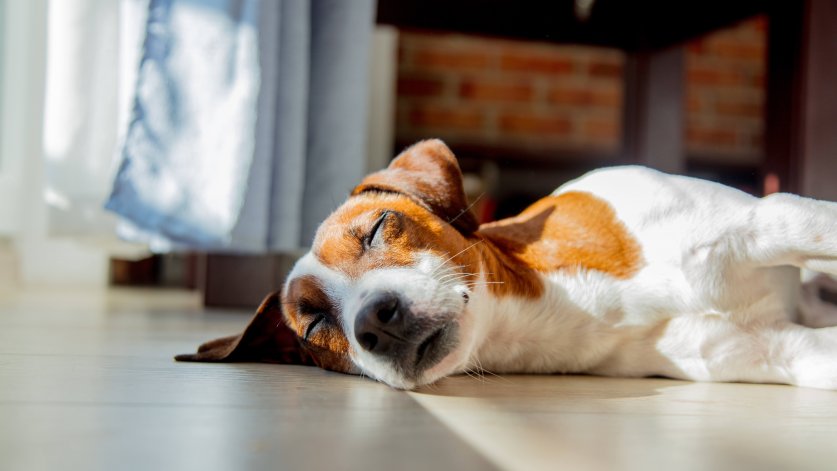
left=2, top=288, right=837, bottom=471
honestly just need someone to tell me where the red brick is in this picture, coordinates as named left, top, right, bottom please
left=687, top=126, right=738, bottom=146
left=582, top=118, right=620, bottom=141
left=459, top=79, right=534, bottom=102
left=588, top=62, right=623, bottom=78
left=499, top=112, right=572, bottom=135
left=705, top=38, right=766, bottom=60
left=397, top=77, right=445, bottom=97
left=412, top=49, right=490, bottom=70
left=687, top=94, right=703, bottom=113
left=500, top=52, right=574, bottom=75
left=716, top=100, right=763, bottom=118
left=687, top=67, right=748, bottom=87
left=687, top=41, right=707, bottom=54
left=750, top=131, right=765, bottom=149
left=408, top=105, right=484, bottom=131
left=547, top=87, right=621, bottom=107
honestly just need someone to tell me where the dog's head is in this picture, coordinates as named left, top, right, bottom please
left=177, top=140, right=486, bottom=389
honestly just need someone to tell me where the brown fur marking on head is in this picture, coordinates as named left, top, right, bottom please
left=313, top=193, right=481, bottom=282
left=281, top=275, right=353, bottom=373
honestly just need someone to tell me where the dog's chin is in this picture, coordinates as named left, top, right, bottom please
left=373, top=353, right=464, bottom=391
left=413, top=344, right=471, bottom=389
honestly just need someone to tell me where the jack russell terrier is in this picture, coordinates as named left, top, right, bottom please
left=178, top=139, right=837, bottom=390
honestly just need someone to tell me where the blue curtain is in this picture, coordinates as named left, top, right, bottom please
left=106, top=0, right=376, bottom=252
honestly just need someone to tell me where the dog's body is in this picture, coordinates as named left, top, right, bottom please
left=179, top=140, right=837, bottom=390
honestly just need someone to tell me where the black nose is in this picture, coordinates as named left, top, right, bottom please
left=354, top=292, right=404, bottom=354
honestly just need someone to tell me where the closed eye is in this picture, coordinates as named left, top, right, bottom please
left=304, top=315, right=325, bottom=340
left=363, top=211, right=389, bottom=250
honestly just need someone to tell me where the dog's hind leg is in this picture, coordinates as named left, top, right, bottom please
left=644, top=314, right=837, bottom=390
left=744, top=193, right=837, bottom=275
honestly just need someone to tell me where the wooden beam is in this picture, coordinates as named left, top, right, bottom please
left=763, top=0, right=805, bottom=194
left=377, top=0, right=764, bottom=51
left=622, top=46, right=686, bottom=173
left=799, top=0, right=837, bottom=201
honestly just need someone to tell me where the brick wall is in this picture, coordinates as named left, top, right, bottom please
left=686, top=16, right=767, bottom=162
left=395, top=16, right=767, bottom=164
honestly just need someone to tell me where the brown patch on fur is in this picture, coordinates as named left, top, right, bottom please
left=282, top=275, right=353, bottom=373
left=313, top=190, right=641, bottom=302
left=313, top=194, right=481, bottom=281
left=471, top=237, right=546, bottom=298
left=476, top=191, right=643, bottom=297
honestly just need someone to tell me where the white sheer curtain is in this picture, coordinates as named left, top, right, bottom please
left=0, top=0, right=385, bottom=286
left=42, top=0, right=147, bottom=238
left=0, top=0, right=146, bottom=285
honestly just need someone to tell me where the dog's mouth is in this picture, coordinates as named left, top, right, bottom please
left=415, top=327, right=444, bottom=368
left=412, top=323, right=456, bottom=375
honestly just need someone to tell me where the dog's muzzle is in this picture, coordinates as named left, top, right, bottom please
left=353, top=292, right=456, bottom=379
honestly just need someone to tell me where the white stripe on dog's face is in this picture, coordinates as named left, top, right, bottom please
left=280, top=194, right=481, bottom=388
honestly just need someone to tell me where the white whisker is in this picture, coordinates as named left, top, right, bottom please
left=438, top=271, right=480, bottom=279
left=447, top=192, right=486, bottom=228
left=438, top=273, right=480, bottom=282
left=440, top=240, right=483, bottom=267
left=468, top=356, right=507, bottom=385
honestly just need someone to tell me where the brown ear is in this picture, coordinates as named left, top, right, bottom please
left=352, top=139, right=479, bottom=233
left=174, top=291, right=315, bottom=365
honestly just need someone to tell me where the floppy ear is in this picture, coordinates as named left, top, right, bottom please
left=174, top=291, right=315, bottom=365
left=352, top=139, right=479, bottom=233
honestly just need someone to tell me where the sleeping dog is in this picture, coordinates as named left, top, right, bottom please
left=178, top=139, right=837, bottom=390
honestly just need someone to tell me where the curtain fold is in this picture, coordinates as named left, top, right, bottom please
left=106, top=0, right=376, bottom=252
left=41, top=0, right=139, bottom=238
